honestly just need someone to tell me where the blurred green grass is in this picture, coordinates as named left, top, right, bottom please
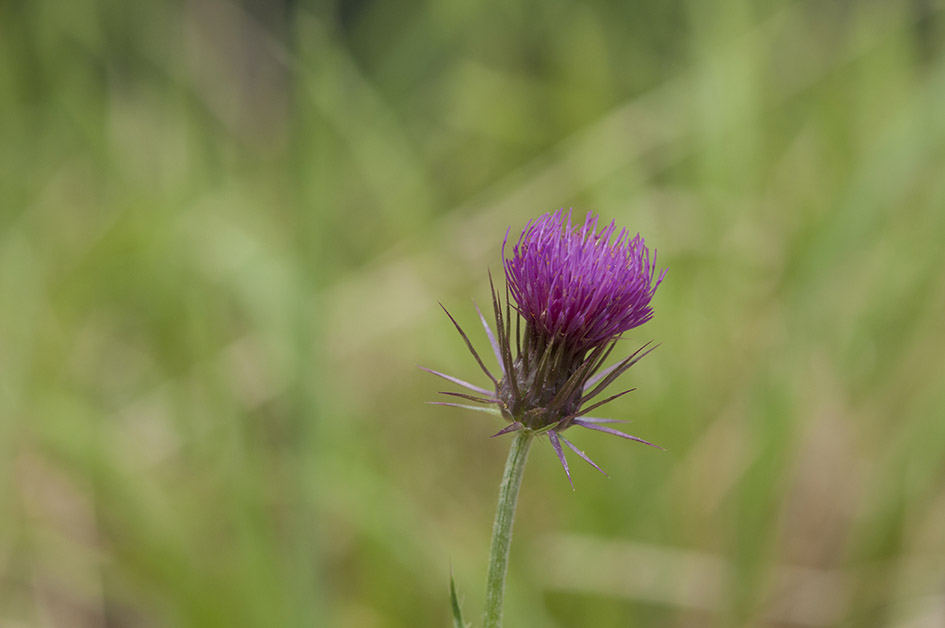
left=2, top=0, right=945, bottom=626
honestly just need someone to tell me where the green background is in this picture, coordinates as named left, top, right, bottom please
left=2, top=0, right=945, bottom=626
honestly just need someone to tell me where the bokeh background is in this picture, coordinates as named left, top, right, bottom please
left=2, top=0, right=945, bottom=626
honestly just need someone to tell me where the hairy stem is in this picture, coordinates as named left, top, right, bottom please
left=483, top=430, right=533, bottom=628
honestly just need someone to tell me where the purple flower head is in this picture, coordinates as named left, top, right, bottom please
left=424, top=210, right=666, bottom=487
left=505, top=209, right=665, bottom=354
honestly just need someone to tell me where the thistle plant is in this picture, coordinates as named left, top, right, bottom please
left=426, top=209, right=665, bottom=628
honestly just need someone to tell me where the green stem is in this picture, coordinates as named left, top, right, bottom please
left=483, top=430, right=533, bottom=628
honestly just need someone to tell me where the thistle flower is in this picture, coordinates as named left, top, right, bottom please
left=427, top=209, right=666, bottom=486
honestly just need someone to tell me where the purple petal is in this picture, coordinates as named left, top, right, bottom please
left=560, top=435, right=608, bottom=476
left=572, top=420, right=664, bottom=450
left=503, top=210, right=664, bottom=351
left=548, top=431, right=574, bottom=490
left=418, top=366, right=493, bottom=395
